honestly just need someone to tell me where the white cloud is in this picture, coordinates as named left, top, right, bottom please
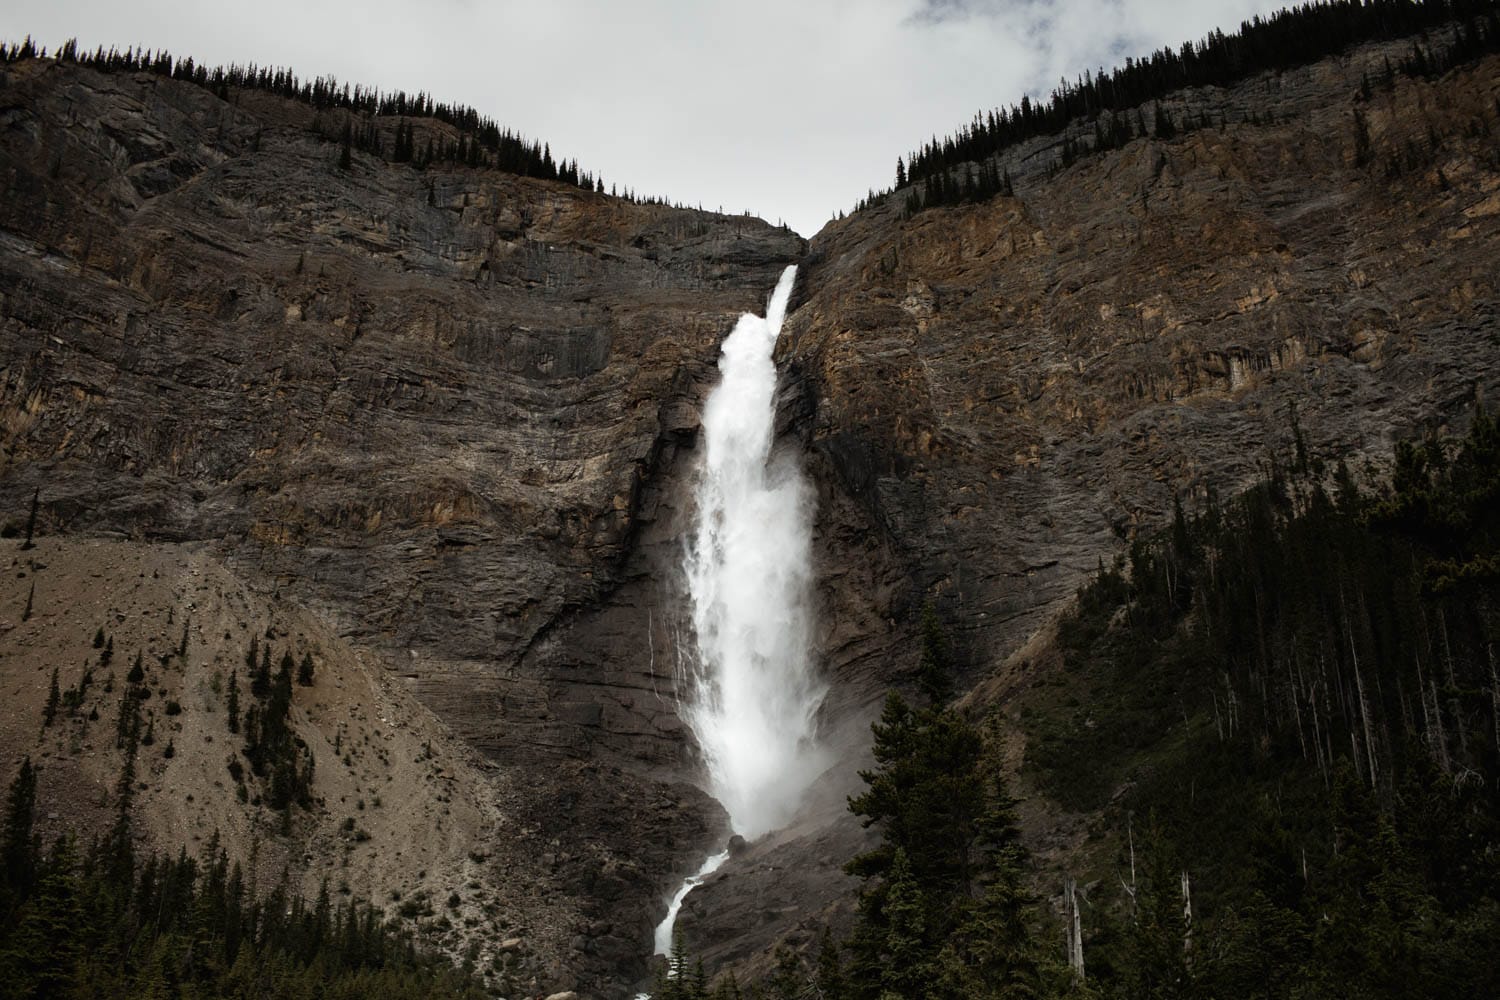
left=3, top=0, right=1289, bottom=236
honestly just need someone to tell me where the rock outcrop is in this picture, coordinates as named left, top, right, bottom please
left=791, top=35, right=1500, bottom=683
left=0, top=55, right=801, bottom=995
left=2, top=31, right=1500, bottom=996
left=682, top=37, right=1500, bottom=980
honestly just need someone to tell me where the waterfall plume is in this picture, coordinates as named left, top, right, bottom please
left=681, top=264, right=827, bottom=841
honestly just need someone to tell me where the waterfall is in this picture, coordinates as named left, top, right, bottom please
left=681, top=263, right=827, bottom=840
left=650, top=265, right=826, bottom=968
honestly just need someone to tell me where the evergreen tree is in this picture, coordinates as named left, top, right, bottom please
left=765, top=946, right=807, bottom=1000
left=1112, top=823, right=1195, bottom=1000
left=250, top=641, right=270, bottom=698
left=42, top=669, right=59, bottom=729
left=712, top=970, right=743, bottom=1000
left=1, top=758, right=38, bottom=906
left=654, top=931, right=704, bottom=1000
left=226, top=669, right=240, bottom=734
left=1153, top=101, right=1177, bottom=140
left=844, top=692, right=1043, bottom=999
left=20, top=488, right=37, bottom=550
left=877, top=848, right=932, bottom=998
left=814, top=926, right=846, bottom=998
left=0, top=837, right=83, bottom=999
left=916, top=601, right=952, bottom=704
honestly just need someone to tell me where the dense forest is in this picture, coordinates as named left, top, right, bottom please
left=659, top=407, right=1500, bottom=999
left=0, top=762, right=485, bottom=1000
left=879, top=0, right=1500, bottom=215
left=1013, top=406, right=1500, bottom=996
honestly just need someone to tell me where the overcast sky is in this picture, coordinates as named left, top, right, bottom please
left=5, top=0, right=1290, bottom=236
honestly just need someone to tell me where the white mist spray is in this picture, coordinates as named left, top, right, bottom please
left=682, top=264, right=827, bottom=841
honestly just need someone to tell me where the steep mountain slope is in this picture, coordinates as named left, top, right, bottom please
left=0, top=54, right=805, bottom=996
left=1, top=20, right=1499, bottom=998
left=1, top=534, right=579, bottom=993
left=0, top=54, right=804, bottom=766
left=680, top=30, right=1500, bottom=981
left=792, top=30, right=1500, bottom=691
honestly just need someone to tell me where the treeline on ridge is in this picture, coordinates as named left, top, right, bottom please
left=0, top=35, right=673, bottom=204
left=884, top=0, right=1500, bottom=216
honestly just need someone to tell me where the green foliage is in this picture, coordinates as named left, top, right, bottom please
left=915, top=601, right=952, bottom=704
left=903, top=160, right=1013, bottom=216
left=1152, top=102, right=1176, bottom=140
left=2, top=758, right=38, bottom=910
left=653, top=933, right=713, bottom=1000
left=114, top=676, right=142, bottom=751
left=843, top=684, right=1044, bottom=1000
left=1033, top=412, right=1500, bottom=815
left=226, top=668, right=240, bottom=734
left=814, top=925, right=846, bottom=998
left=238, top=644, right=314, bottom=815
left=42, top=669, right=59, bottom=729
left=1023, top=407, right=1500, bottom=998
left=2, top=39, right=621, bottom=199
left=0, top=821, right=483, bottom=1000
left=0, top=837, right=84, bottom=998
left=256, top=641, right=271, bottom=694
left=804, top=409, right=1500, bottom=1000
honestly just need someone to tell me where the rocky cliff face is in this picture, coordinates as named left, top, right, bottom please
left=791, top=35, right=1500, bottom=683
left=0, top=58, right=805, bottom=767
left=2, top=32, right=1499, bottom=997
left=0, top=55, right=806, bottom=995
left=682, top=36, right=1500, bottom=979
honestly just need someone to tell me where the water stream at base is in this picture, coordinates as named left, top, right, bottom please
left=653, top=849, right=731, bottom=956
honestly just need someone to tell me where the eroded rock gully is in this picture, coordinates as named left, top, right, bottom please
left=2, top=36, right=1499, bottom=995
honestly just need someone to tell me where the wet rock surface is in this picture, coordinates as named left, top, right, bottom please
left=0, top=61, right=812, bottom=749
